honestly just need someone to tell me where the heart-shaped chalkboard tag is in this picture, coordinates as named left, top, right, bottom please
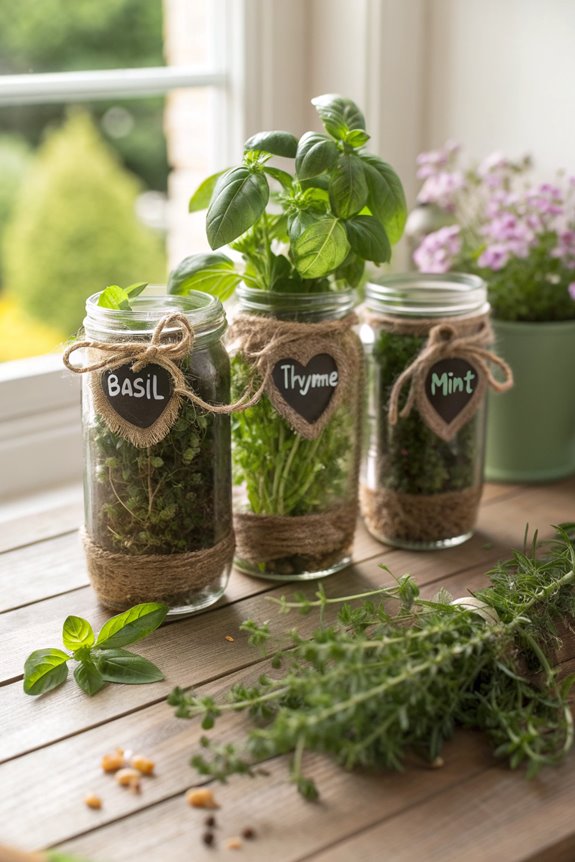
left=418, top=356, right=485, bottom=441
left=93, top=363, right=181, bottom=447
left=269, top=353, right=341, bottom=438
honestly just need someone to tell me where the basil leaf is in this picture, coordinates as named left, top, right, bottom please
left=95, top=602, right=168, bottom=649
left=62, top=616, right=95, bottom=651
left=244, top=130, right=298, bottom=158
left=23, top=648, right=70, bottom=696
left=287, top=209, right=323, bottom=244
left=361, top=153, right=407, bottom=245
left=189, top=170, right=227, bottom=212
left=345, top=129, right=370, bottom=148
left=167, top=253, right=241, bottom=301
left=295, top=132, right=339, bottom=180
left=96, top=649, right=165, bottom=684
left=263, top=166, right=293, bottom=190
left=329, top=153, right=368, bottom=219
left=312, top=93, right=366, bottom=139
left=345, top=215, right=391, bottom=263
left=206, top=166, right=269, bottom=249
left=74, top=661, right=107, bottom=697
left=335, top=251, right=365, bottom=288
left=292, top=217, right=350, bottom=279
left=97, top=284, right=131, bottom=310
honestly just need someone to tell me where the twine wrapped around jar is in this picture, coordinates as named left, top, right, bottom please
left=361, top=302, right=513, bottom=547
left=229, top=310, right=365, bottom=573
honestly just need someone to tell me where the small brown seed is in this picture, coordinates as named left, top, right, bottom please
left=202, top=831, right=215, bottom=847
left=84, top=793, right=102, bottom=810
left=226, top=837, right=242, bottom=850
left=115, top=768, right=141, bottom=791
left=131, top=755, right=155, bottom=776
left=224, top=635, right=234, bottom=642
left=241, top=827, right=256, bottom=840
left=430, top=756, right=445, bottom=769
left=205, top=815, right=217, bottom=828
left=101, top=751, right=125, bottom=773
left=186, top=787, right=219, bottom=809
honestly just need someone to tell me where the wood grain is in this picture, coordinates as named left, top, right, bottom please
left=1, top=477, right=574, bottom=862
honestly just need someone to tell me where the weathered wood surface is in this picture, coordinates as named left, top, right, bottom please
left=0, top=478, right=574, bottom=862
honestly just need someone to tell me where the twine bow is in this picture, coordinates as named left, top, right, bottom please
left=388, top=319, right=514, bottom=427
left=63, top=312, right=263, bottom=415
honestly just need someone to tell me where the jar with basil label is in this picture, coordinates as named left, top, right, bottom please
left=69, top=289, right=233, bottom=616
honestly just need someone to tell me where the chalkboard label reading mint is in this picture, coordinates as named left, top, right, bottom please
left=271, top=353, right=339, bottom=424
left=102, top=363, right=174, bottom=429
left=424, top=357, right=478, bottom=425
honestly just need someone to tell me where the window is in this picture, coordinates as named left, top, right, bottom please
left=0, top=0, right=235, bottom=499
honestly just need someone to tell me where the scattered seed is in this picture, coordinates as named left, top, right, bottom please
left=205, top=815, right=217, bottom=828
left=430, top=756, right=445, bottom=769
left=131, top=755, right=155, bottom=775
left=115, top=768, right=141, bottom=791
left=241, top=827, right=256, bottom=840
left=226, top=837, right=242, bottom=850
left=101, top=750, right=125, bottom=773
left=202, top=831, right=215, bottom=847
left=186, top=787, right=219, bottom=809
left=84, top=793, right=102, bottom=810
left=225, top=635, right=235, bottom=642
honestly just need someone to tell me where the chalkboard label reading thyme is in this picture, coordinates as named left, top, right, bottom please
left=102, top=363, right=174, bottom=429
left=424, top=357, right=479, bottom=426
left=271, top=353, right=339, bottom=424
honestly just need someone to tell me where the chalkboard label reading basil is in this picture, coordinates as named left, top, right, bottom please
left=271, top=353, right=339, bottom=423
left=424, top=357, right=478, bottom=425
left=102, top=363, right=174, bottom=428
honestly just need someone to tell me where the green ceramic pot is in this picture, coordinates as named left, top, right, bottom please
left=485, top=319, right=575, bottom=482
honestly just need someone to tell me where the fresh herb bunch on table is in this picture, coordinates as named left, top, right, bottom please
left=169, top=526, right=575, bottom=800
left=168, top=93, right=407, bottom=578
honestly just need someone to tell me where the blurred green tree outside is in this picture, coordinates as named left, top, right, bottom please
left=3, top=111, right=166, bottom=338
left=0, top=0, right=168, bottom=359
left=0, top=0, right=167, bottom=189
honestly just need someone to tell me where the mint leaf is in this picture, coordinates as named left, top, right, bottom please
left=62, top=615, right=95, bottom=651
left=96, top=649, right=165, bottom=684
left=74, top=661, right=107, bottom=697
left=95, top=602, right=168, bottom=649
left=24, top=648, right=70, bottom=696
left=125, top=282, right=148, bottom=298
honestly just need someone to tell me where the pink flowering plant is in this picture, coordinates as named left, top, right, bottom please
left=413, top=142, right=575, bottom=321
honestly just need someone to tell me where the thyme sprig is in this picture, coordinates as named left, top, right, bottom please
left=169, top=527, right=575, bottom=799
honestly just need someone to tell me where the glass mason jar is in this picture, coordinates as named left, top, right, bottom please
left=81, top=289, right=232, bottom=617
left=361, top=273, right=490, bottom=550
left=229, top=286, right=363, bottom=581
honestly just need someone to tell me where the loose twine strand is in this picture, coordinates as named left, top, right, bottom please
left=387, top=319, right=514, bottom=426
left=63, top=310, right=359, bottom=416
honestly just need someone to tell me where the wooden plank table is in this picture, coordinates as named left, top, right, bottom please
left=1, top=478, right=575, bottom=862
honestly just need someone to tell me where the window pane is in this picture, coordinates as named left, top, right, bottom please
left=0, top=0, right=164, bottom=75
left=0, top=101, right=168, bottom=361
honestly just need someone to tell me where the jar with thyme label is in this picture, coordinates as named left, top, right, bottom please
left=229, top=286, right=364, bottom=580
left=360, top=274, right=513, bottom=549
left=68, top=290, right=233, bottom=616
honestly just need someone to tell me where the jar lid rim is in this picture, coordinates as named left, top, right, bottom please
left=365, top=272, right=487, bottom=316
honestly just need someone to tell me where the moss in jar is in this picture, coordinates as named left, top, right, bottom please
left=372, top=330, right=480, bottom=494
left=231, top=354, right=356, bottom=574
left=86, top=345, right=232, bottom=555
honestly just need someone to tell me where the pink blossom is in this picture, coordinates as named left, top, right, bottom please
left=413, top=225, right=462, bottom=273
left=478, top=152, right=512, bottom=189
left=416, top=141, right=460, bottom=180
left=417, top=170, right=464, bottom=211
left=526, top=183, right=564, bottom=216
left=478, top=244, right=511, bottom=271
left=481, top=213, right=534, bottom=258
left=553, top=230, right=575, bottom=264
left=569, top=282, right=575, bottom=301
